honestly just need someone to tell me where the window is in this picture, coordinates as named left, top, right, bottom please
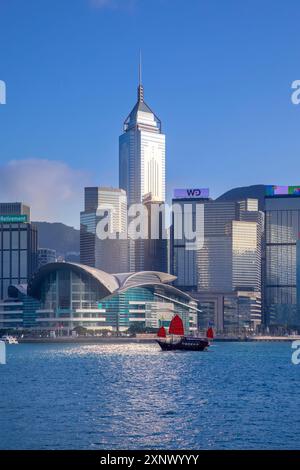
left=58, top=270, right=71, bottom=309
left=20, top=231, right=27, bottom=249
left=12, top=231, right=19, bottom=249
left=3, top=231, right=10, bottom=250
left=3, top=251, right=10, bottom=277
left=20, top=251, right=27, bottom=277
left=11, top=251, right=19, bottom=278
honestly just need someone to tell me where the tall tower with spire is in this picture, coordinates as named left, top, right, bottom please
left=119, top=58, right=166, bottom=207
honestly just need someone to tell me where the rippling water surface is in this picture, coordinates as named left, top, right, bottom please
left=0, top=341, right=299, bottom=449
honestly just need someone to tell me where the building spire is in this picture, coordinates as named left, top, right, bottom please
left=138, top=50, right=144, bottom=102
left=139, top=50, right=142, bottom=86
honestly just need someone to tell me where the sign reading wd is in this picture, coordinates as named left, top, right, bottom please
left=174, top=188, right=209, bottom=199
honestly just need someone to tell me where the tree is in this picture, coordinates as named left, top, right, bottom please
left=127, top=322, right=147, bottom=336
left=127, top=323, right=158, bottom=336
left=73, top=326, right=88, bottom=336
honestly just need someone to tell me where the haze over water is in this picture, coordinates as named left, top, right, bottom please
left=0, top=342, right=299, bottom=450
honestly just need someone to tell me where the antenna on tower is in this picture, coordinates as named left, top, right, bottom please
left=139, top=49, right=142, bottom=86
left=138, top=49, right=144, bottom=102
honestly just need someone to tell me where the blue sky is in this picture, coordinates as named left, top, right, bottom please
left=0, top=0, right=300, bottom=226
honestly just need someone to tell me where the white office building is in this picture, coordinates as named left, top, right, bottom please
left=119, top=78, right=166, bottom=206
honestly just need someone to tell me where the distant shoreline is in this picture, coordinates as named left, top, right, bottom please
left=16, top=335, right=300, bottom=344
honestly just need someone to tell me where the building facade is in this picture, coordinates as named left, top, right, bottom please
left=265, top=186, right=300, bottom=329
left=118, top=73, right=166, bottom=273
left=171, top=189, right=210, bottom=291
left=119, top=81, right=165, bottom=206
left=170, top=196, right=263, bottom=332
left=133, top=193, right=168, bottom=274
left=11, top=262, right=198, bottom=334
left=196, top=291, right=262, bottom=334
left=38, top=248, right=57, bottom=268
left=0, top=203, right=38, bottom=301
left=80, top=187, right=128, bottom=273
left=0, top=284, right=40, bottom=331
left=197, top=199, right=262, bottom=332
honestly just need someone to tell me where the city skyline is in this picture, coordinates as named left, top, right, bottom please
left=2, top=1, right=300, bottom=458
left=1, top=0, right=300, bottom=226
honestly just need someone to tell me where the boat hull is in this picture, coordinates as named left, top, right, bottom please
left=156, top=337, right=209, bottom=351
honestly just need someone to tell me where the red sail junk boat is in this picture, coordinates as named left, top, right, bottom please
left=156, top=315, right=210, bottom=352
left=206, top=327, right=214, bottom=339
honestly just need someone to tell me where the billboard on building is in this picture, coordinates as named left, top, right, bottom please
left=173, top=188, right=209, bottom=199
left=265, top=185, right=300, bottom=196
left=0, top=215, right=28, bottom=223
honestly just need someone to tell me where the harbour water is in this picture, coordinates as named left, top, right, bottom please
left=0, top=341, right=299, bottom=450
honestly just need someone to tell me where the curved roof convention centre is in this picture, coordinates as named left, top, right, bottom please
left=27, top=262, right=178, bottom=301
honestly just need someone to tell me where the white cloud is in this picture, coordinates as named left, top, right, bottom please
left=0, top=159, right=90, bottom=228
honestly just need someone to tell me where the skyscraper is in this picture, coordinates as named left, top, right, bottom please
left=265, top=185, right=300, bottom=329
left=197, top=199, right=263, bottom=332
left=170, top=196, right=263, bottom=332
left=197, top=200, right=262, bottom=293
left=171, top=189, right=210, bottom=291
left=119, top=66, right=166, bottom=206
left=135, top=193, right=168, bottom=273
left=80, top=187, right=128, bottom=273
left=0, top=202, right=38, bottom=300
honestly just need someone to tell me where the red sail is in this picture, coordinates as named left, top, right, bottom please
left=157, top=326, right=166, bottom=338
left=169, top=315, right=184, bottom=336
left=206, top=327, right=214, bottom=339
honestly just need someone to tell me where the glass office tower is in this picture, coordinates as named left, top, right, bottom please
left=171, top=191, right=209, bottom=291
left=198, top=199, right=262, bottom=293
left=265, top=187, right=300, bottom=329
left=119, top=80, right=166, bottom=206
left=80, top=187, right=128, bottom=273
left=119, top=77, right=166, bottom=271
left=171, top=198, right=262, bottom=294
left=0, top=203, right=38, bottom=300
left=134, top=193, right=168, bottom=274
left=197, top=199, right=262, bottom=332
left=170, top=197, right=263, bottom=333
